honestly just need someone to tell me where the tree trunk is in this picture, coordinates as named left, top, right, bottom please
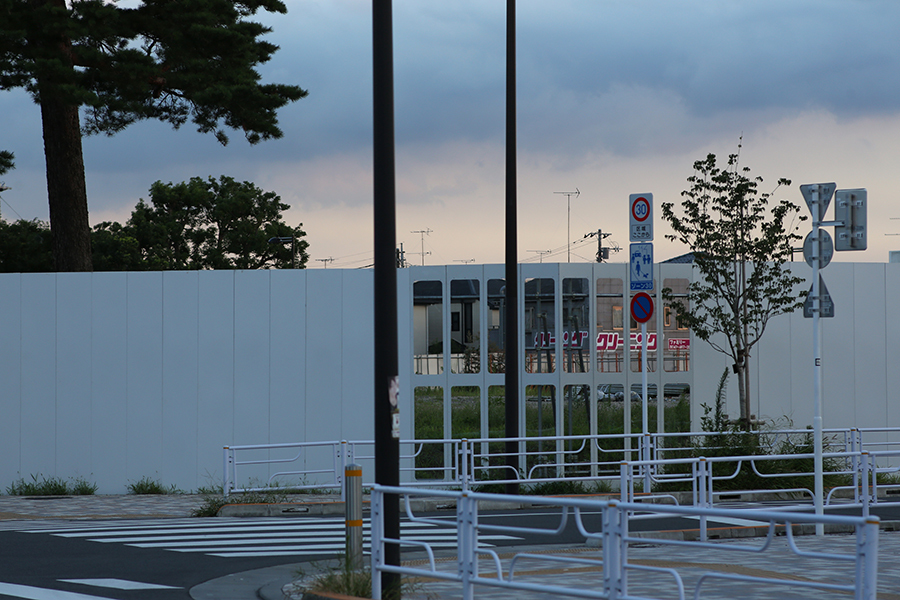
left=32, top=0, right=93, bottom=272
left=735, top=355, right=751, bottom=431
left=39, top=90, right=93, bottom=272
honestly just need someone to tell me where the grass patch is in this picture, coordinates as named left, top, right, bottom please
left=526, top=479, right=613, bottom=496
left=6, top=474, right=98, bottom=496
left=295, top=555, right=425, bottom=600
left=303, top=561, right=372, bottom=599
left=191, top=485, right=292, bottom=517
left=127, top=476, right=181, bottom=495
left=415, top=386, right=692, bottom=482
left=71, top=477, right=99, bottom=495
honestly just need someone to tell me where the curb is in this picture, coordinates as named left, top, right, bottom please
left=214, top=489, right=825, bottom=518
left=217, top=498, right=539, bottom=518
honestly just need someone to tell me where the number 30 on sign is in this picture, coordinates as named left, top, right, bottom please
left=629, top=193, right=653, bottom=242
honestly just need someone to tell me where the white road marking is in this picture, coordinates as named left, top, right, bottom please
left=58, top=578, right=179, bottom=590
left=685, top=515, right=769, bottom=527
left=0, top=583, right=109, bottom=600
left=24, top=517, right=522, bottom=558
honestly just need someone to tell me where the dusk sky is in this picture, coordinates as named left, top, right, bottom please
left=1, top=0, right=898, bottom=267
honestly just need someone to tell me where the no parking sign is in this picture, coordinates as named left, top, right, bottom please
left=630, top=292, right=654, bottom=324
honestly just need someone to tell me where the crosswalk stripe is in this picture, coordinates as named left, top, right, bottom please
left=47, top=521, right=434, bottom=538
left=132, top=533, right=512, bottom=548
left=0, top=582, right=112, bottom=600
left=58, top=579, right=179, bottom=591
left=684, top=515, right=769, bottom=527
left=23, top=517, right=522, bottom=558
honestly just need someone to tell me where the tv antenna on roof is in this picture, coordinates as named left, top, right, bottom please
left=554, top=189, right=580, bottom=262
left=411, top=228, right=433, bottom=265
left=528, top=249, right=551, bottom=263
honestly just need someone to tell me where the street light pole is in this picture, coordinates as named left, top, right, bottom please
left=372, top=0, right=400, bottom=594
left=504, top=0, right=519, bottom=496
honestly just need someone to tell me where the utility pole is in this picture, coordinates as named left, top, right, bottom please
left=454, top=259, right=475, bottom=264
left=583, top=229, right=615, bottom=262
left=315, top=257, right=334, bottom=268
left=411, top=228, right=432, bottom=266
left=554, top=189, right=579, bottom=262
left=395, top=243, right=407, bottom=268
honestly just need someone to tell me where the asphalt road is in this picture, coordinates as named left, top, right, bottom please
left=3, top=500, right=899, bottom=600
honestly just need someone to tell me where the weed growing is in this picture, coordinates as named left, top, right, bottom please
left=127, top=476, right=182, bottom=495
left=6, top=474, right=98, bottom=496
left=294, top=555, right=426, bottom=600
left=191, top=484, right=292, bottom=517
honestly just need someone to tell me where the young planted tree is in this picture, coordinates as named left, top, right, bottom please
left=661, top=151, right=806, bottom=428
left=0, top=0, right=307, bottom=271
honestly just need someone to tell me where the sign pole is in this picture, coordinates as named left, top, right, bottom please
left=802, top=181, right=866, bottom=537
left=629, top=193, right=654, bottom=493
left=630, top=291, right=653, bottom=494
left=641, top=320, right=650, bottom=492
left=812, top=190, right=825, bottom=536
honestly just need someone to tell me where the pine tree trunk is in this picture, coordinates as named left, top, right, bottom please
left=31, top=0, right=93, bottom=272
left=39, top=90, right=92, bottom=272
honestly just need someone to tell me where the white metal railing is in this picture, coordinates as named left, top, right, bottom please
left=370, top=485, right=880, bottom=600
left=223, top=440, right=351, bottom=498
left=221, top=427, right=900, bottom=498
left=622, top=448, right=900, bottom=506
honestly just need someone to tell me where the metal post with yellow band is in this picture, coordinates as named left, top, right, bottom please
left=345, top=463, right=364, bottom=570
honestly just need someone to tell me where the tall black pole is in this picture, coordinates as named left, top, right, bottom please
left=373, top=0, right=401, bottom=596
left=504, top=0, right=520, bottom=495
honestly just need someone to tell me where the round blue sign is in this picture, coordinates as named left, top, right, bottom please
left=631, top=292, right=654, bottom=324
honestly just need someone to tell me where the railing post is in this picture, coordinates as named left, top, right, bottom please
left=642, top=433, right=652, bottom=493
left=602, top=500, right=624, bottom=600
left=223, top=446, right=232, bottom=498
left=457, top=491, right=476, bottom=600
left=861, top=518, right=880, bottom=600
left=371, top=487, right=384, bottom=600
left=619, top=461, right=630, bottom=503
left=345, top=463, right=364, bottom=571
left=339, top=441, right=348, bottom=501
left=698, top=457, right=708, bottom=542
left=861, top=452, right=872, bottom=516
left=851, top=428, right=860, bottom=497
left=460, top=439, right=470, bottom=491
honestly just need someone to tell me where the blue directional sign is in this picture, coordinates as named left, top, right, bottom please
left=630, top=243, right=653, bottom=291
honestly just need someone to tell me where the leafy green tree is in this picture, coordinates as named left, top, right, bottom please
left=0, top=218, right=54, bottom=272
left=661, top=151, right=806, bottom=429
left=0, top=0, right=307, bottom=271
left=93, top=175, right=308, bottom=270
left=90, top=220, right=144, bottom=271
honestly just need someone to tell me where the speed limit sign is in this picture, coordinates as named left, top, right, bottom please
left=629, top=193, right=653, bottom=242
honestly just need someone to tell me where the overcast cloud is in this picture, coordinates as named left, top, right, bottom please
left=2, top=0, right=899, bottom=266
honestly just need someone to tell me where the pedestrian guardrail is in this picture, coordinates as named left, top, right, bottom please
left=369, top=485, right=880, bottom=600
left=222, top=427, right=900, bottom=499
left=223, top=440, right=351, bottom=498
